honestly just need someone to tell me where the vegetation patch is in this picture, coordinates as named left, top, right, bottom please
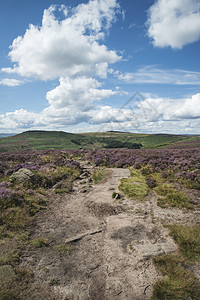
left=152, top=224, right=200, bottom=299
left=151, top=254, right=200, bottom=300
left=92, top=168, right=109, bottom=184
left=154, top=183, right=191, bottom=209
left=56, top=244, right=74, bottom=253
left=169, top=224, right=200, bottom=261
left=119, top=169, right=148, bottom=199
left=30, top=238, right=49, bottom=248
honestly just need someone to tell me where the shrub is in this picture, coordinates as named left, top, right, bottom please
left=146, top=177, right=157, bottom=188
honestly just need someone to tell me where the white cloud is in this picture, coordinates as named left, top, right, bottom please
left=1, top=93, right=199, bottom=134
left=147, top=0, right=200, bottom=49
left=137, top=93, right=200, bottom=121
left=0, top=78, right=24, bottom=87
left=0, top=0, right=123, bottom=131
left=114, top=66, right=200, bottom=85
left=0, top=109, right=37, bottom=129
left=2, top=0, right=121, bottom=80
left=42, top=76, right=117, bottom=125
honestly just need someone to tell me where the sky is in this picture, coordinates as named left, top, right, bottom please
left=0, top=0, right=200, bottom=134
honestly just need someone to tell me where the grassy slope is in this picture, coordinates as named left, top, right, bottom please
left=0, top=130, right=199, bottom=152
left=84, top=132, right=200, bottom=149
left=0, top=131, right=86, bottom=152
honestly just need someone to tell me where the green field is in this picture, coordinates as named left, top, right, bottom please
left=0, top=130, right=199, bottom=152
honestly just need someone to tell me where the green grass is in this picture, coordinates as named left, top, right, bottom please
left=151, top=254, right=200, bottom=300
left=169, top=224, right=200, bottom=261
left=0, top=207, right=29, bottom=231
left=0, top=130, right=199, bottom=152
left=0, top=252, right=20, bottom=266
left=151, top=224, right=200, bottom=299
left=56, top=244, right=74, bottom=253
left=92, top=168, right=109, bottom=184
left=154, top=183, right=191, bottom=209
left=119, top=169, right=148, bottom=199
left=35, top=165, right=81, bottom=188
left=0, top=130, right=86, bottom=152
left=30, top=238, right=49, bottom=248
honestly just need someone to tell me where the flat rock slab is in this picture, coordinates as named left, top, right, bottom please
left=134, top=243, right=177, bottom=259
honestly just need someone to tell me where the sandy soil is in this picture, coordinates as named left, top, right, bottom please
left=19, top=163, right=200, bottom=300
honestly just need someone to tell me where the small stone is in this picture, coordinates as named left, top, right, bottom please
left=81, top=188, right=88, bottom=193
left=108, top=187, right=115, bottom=191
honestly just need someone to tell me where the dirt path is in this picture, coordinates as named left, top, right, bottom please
left=20, top=165, right=199, bottom=300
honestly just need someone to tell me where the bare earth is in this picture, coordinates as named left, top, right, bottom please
left=20, top=163, right=200, bottom=300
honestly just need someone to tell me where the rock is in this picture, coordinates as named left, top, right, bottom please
left=108, top=187, right=115, bottom=191
left=134, top=243, right=177, bottom=260
left=0, top=265, right=16, bottom=283
left=80, top=188, right=88, bottom=193
left=114, top=193, right=121, bottom=200
left=80, top=172, right=89, bottom=179
left=10, top=168, right=36, bottom=185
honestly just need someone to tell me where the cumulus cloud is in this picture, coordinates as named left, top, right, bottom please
left=1, top=93, right=199, bottom=134
left=147, top=0, right=200, bottom=49
left=0, top=78, right=24, bottom=87
left=137, top=93, right=200, bottom=121
left=46, top=77, right=117, bottom=110
left=113, top=66, right=200, bottom=85
left=41, top=76, right=118, bottom=125
left=1, top=0, right=122, bottom=131
left=2, top=0, right=121, bottom=80
left=0, top=109, right=37, bottom=129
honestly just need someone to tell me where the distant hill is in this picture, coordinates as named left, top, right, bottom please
left=0, top=130, right=199, bottom=152
left=0, top=130, right=86, bottom=152
left=0, top=133, right=16, bottom=138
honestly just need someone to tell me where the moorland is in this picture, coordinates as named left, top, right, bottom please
left=0, top=130, right=199, bottom=299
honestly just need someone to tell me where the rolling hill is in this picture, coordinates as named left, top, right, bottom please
left=0, top=130, right=199, bottom=152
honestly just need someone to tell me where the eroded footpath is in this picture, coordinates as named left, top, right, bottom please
left=19, top=164, right=199, bottom=299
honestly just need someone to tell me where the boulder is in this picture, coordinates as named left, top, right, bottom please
left=10, top=168, right=36, bottom=185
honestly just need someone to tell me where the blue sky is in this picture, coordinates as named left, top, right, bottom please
left=0, top=0, right=200, bottom=134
